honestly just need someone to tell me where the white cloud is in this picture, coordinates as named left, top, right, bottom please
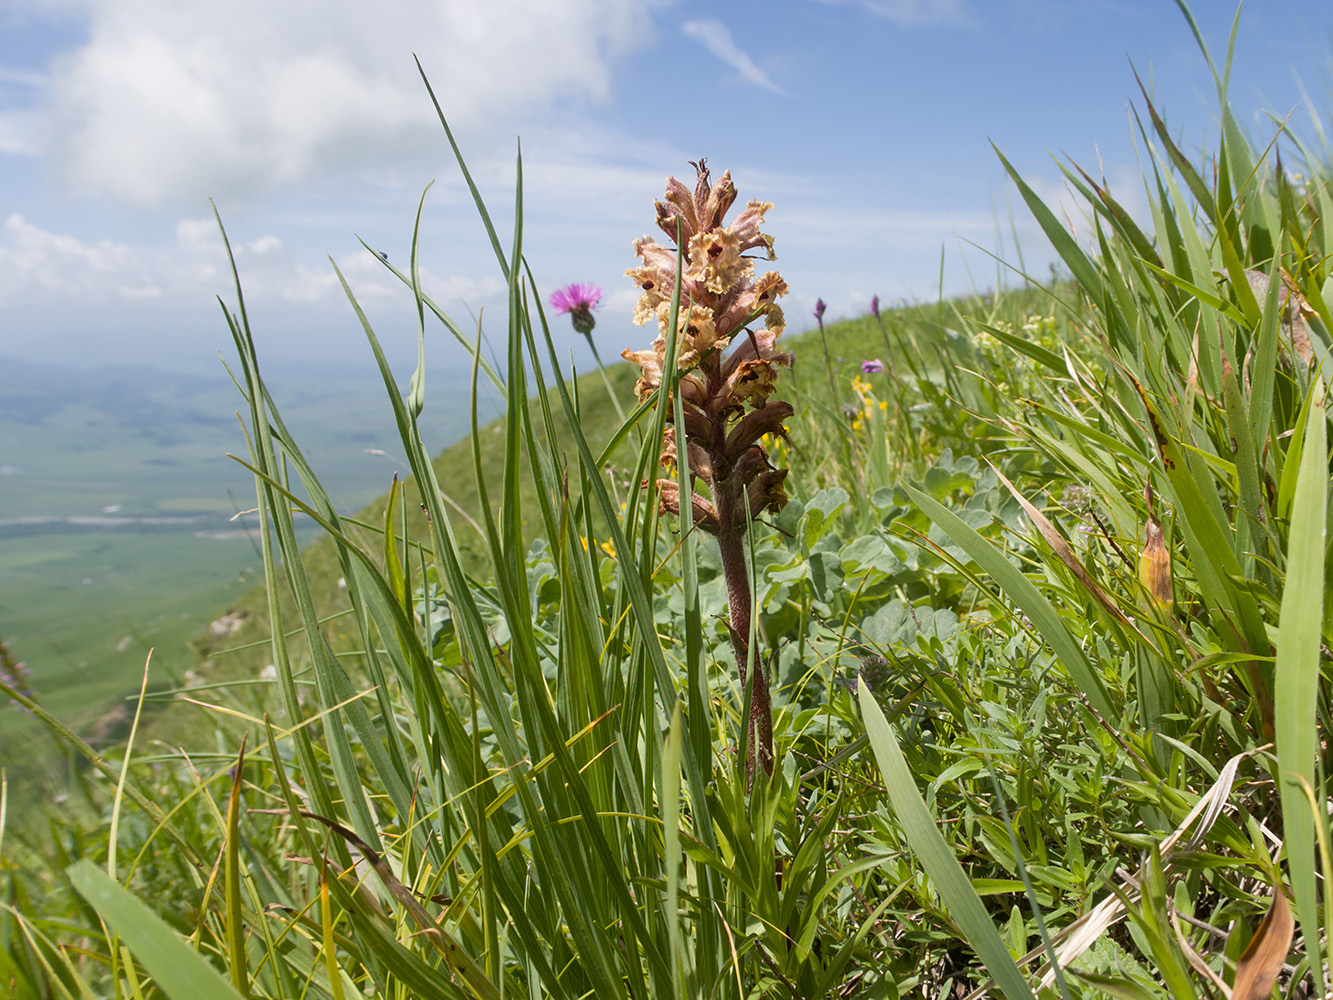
left=0, top=66, right=48, bottom=87
left=0, top=213, right=160, bottom=304
left=0, top=109, right=43, bottom=154
left=682, top=19, right=784, bottom=94
left=814, top=0, right=971, bottom=27
left=0, top=211, right=505, bottom=320
left=33, top=0, right=654, bottom=207
left=247, top=235, right=284, bottom=256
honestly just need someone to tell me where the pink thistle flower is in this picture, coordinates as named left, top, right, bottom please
left=861, top=358, right=885, bottom=374
left=550, top=282, right=603, bottom=337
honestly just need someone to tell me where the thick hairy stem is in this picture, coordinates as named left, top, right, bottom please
left=715, top=518, right=773, bottom=781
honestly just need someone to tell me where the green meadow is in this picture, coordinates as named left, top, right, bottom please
left=5, top=16, right=1333, bottom=1000
left=0, top=360, right=486, bottom=775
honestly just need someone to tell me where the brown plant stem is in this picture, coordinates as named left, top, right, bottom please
left=714, top=509, right=773, bottom=781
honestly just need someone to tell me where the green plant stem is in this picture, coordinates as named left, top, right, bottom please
left=816, top=319, right=839, bottom=405
left=873, top=315, right=901, bottom=383
left=586, top=337, right=628, bottom=425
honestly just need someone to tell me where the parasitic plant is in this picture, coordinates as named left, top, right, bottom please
left=622, top=160, right=791, bottom=780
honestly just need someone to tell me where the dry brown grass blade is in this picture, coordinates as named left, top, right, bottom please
left=1139, top=484, right=1174, bottom=609
left=961, top=751, right=1260, bottom=1000
left=1015, top=749, right=1260, bottom=993
left=1170, top=903, right=1233, bottom=998
left=1231, top=888, right=1293, bottom=1000
left=990, top=465, right=1129, bottom=623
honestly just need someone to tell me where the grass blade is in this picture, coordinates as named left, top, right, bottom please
left=858, top=682, right=1036, bottom=1000
left=903, top=484, right=1115, bottom=720
left=1274, top=378, right=1327, bottom=996
left=67, top=860, right=246, bottom=1000
left=223, top=739, right=247, bottom=997
left=992, top=144, right=1103, bottom=302
left=662, top=700, right=685, bottom=998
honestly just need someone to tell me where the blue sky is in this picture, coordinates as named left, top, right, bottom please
left=0, top=0, right=1328, bottom=379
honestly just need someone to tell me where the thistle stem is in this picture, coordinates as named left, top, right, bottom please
left=586, top=339, right=628, bottom=425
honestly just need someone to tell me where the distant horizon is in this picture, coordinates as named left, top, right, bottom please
left=0, top=346, right=446, bottom=383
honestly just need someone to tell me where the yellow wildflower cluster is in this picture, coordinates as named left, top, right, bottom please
left=849, top=376, right=888, bottom=432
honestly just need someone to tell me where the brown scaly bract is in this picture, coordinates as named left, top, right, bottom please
left=620, top=160, right=792, bottom=537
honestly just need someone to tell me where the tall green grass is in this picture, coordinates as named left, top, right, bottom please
left=872, top=9, right=1333, bottom=996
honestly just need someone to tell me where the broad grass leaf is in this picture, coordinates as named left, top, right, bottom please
left=662, top=700, right=685, bottom=996
left=67, top=860, right=247, bottom=1000
left=1123, top=369, right=1270, bottom=659
left=858, top=681, right=1036, bottom=1000
left=1066, top=159, right=1163, bottom=269
left=970, top=319, right=1065, bottom=372
left=1247, top=256, right=1284, bottom=460
left=990, top=466, right=1132, bottom=624
left=1136, top=258, right=1247, bottom=324
left=992, top=143, right=1104, bottom=302
left=1274, top=378, right=1327, bottom=996
left=903, top=483, right=1115, bottom=720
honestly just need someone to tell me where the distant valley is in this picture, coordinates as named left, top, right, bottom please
left=0, top=354, right=489, bottom=757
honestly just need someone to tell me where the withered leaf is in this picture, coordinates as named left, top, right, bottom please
left=1231, top=888, right=1293, bottom=1000
left=991, top=466, right=1130, bottom=624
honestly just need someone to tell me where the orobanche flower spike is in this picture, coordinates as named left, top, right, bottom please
left=622, top=159, right=791, bottom=781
